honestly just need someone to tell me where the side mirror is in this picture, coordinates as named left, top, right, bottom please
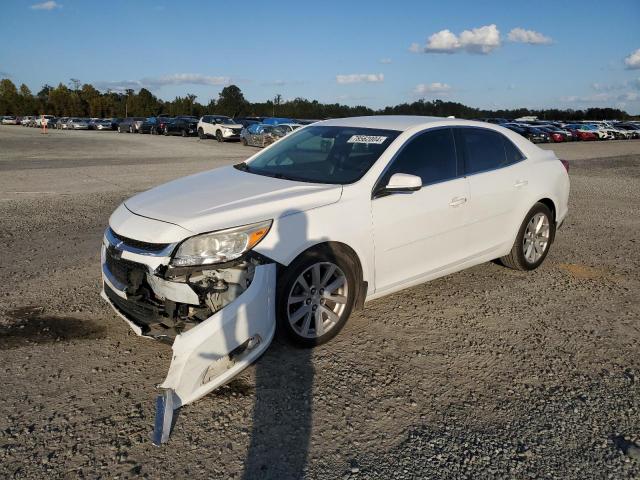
left=384, top=173, right=422, bottom=193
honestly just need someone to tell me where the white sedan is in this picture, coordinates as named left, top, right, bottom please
left=101, top=115, right=569, bottom=435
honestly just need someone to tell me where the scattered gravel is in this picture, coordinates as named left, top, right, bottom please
left=0, top=126, right=639, bottom=479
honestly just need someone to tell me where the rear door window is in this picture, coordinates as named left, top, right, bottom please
left=456, top=127, right=520, bottom=174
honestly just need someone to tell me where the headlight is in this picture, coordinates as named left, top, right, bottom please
left=223, top=128, right=232, bottom=135
left=171, top=220, right=272, bottom=267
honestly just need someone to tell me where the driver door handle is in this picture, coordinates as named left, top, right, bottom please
left=449, top=196, right=467, bottom=207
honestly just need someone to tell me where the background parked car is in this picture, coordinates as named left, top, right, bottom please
left=241, top=123, right=281, bottom=147
left=534, top=126, right=565, bottom=143
left=163, top=116, right=199, bottom=136
left=118, top=117, right=145, bottom=133
left=504, top=124, right=549, bottom=143
left=562, top=124, right=597, bottom=141
left=54, top=117, right=69, bottom=129
left=66, top=118, right=90, bottom=130
left=197, top=115, right=244, bottom=141
left=614, top=123, right=640, bottom=139
left=234, top=117, right=263, bottom=128
left=93, top=119, right=113, bottom=131
left=272, top=123, right=303, bottom=135
left=106, top=118, right=122, bottom=130
left=1, top=115, right=19, bottom=125
left=35, top=115, right=55, bottom=127
left=139, top=117, right=158, bottom=134
left=261, top=117, right=295, bottom=125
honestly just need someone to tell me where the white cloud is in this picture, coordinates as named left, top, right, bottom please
left=413, top=24, right=501, bottom=55
left=560, top=92, right=636, bottom=103
left=336, top=73, right=384, bottom=84
left=507, top=28, right=552, bottom=45
left=618, top=91, right=639, bottom=102
left=379, top=58, right=392, bottom=64
left=413, top=82, right=452, bottom=95
left=142, top=73, right=230, bottom=87
left=458, top=25, right=501, bottom=54
left=560, top=92, right=614, bottom=103
left=425, top=29, right=461, bottom=53
left=30, top=1, right=61, bottom=10
left=624, top=48, right=640, bottom=69
left=94, top=73, right=231, bottom=92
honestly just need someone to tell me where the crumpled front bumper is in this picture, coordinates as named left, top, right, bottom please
left=100, top=231, right=276, bottom=411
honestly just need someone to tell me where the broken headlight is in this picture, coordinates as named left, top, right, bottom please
left=171, top=220, right=272, bottom=267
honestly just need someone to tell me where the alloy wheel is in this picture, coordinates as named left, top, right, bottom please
left=287, top=262, right=348, bottom=339
left=523, top=213, right=550, bottom=264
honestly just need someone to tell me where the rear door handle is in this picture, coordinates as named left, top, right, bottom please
left=514, top=180, right=528, bottom=188
left=449, top=196, right=467, bottom=207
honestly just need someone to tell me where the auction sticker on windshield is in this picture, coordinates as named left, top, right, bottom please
left=347, top=135, right=388, bottom=144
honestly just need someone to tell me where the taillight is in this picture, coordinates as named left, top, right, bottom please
left=560, top=159, right=569, bottom=173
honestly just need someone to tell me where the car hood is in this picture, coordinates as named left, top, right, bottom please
left=124, top=166, right=343, bottom=234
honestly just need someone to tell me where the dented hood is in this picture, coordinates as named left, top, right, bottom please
left=124, top=165, right=342, bottom=233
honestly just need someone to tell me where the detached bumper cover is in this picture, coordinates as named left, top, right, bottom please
left=100, top=226, right=277, bottom=409
left=160, top=263, right=275, bottom=407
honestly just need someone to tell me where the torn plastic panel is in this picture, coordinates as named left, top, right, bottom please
left=100, top=228, right=277, bottom=443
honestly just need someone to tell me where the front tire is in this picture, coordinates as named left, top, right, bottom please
left=216, top=130, right=224, bottom=142
left=277, top=247, right=358, bottom=347
left=500, top=203, right=554, bottom=271
left=242, top=137, right=248, bottom=146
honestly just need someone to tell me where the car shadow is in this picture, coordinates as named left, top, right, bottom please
left=241, top=209, right=314, bottom=479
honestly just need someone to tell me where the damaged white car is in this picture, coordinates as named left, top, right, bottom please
left=101, top=116, right=569, bottom=443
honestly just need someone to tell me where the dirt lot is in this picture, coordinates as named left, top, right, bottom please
left=0, top=126, right=639, bottom=479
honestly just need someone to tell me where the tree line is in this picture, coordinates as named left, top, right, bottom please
left=0, top=77, right=633, bottom=121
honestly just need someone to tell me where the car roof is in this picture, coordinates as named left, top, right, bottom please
left=316, top=115, right=506, bottom=132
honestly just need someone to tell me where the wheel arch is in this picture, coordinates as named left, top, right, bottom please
left=537, top=197, right=556, bottom=222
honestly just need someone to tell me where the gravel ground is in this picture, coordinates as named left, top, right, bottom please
left=0, top=126, right=639, bottom=479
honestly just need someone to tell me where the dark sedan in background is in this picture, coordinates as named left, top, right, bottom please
left=163, top=116, right=199, bottom=136
left=504, top=124, right=549, bottom=143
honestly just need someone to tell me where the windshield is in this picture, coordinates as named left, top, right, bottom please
left=220, top=118, right=237, bottom=125
left=241, top=125, right=400, bottom=184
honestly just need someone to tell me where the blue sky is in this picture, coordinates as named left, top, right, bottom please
left=1, top=0, right=639, bottom=113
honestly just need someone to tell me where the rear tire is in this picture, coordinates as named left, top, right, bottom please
left=198, top=128, right=205, bottom=139
left=499, top=203, right=554, bottom=271
left=277, top=246, right=358, bottom=347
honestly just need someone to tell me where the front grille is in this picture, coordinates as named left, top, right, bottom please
left=104, top=284, right=160, bottom=329
left=105, top=246, right=147, bottom=288
left=110, top=228, right=171, bottom=253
